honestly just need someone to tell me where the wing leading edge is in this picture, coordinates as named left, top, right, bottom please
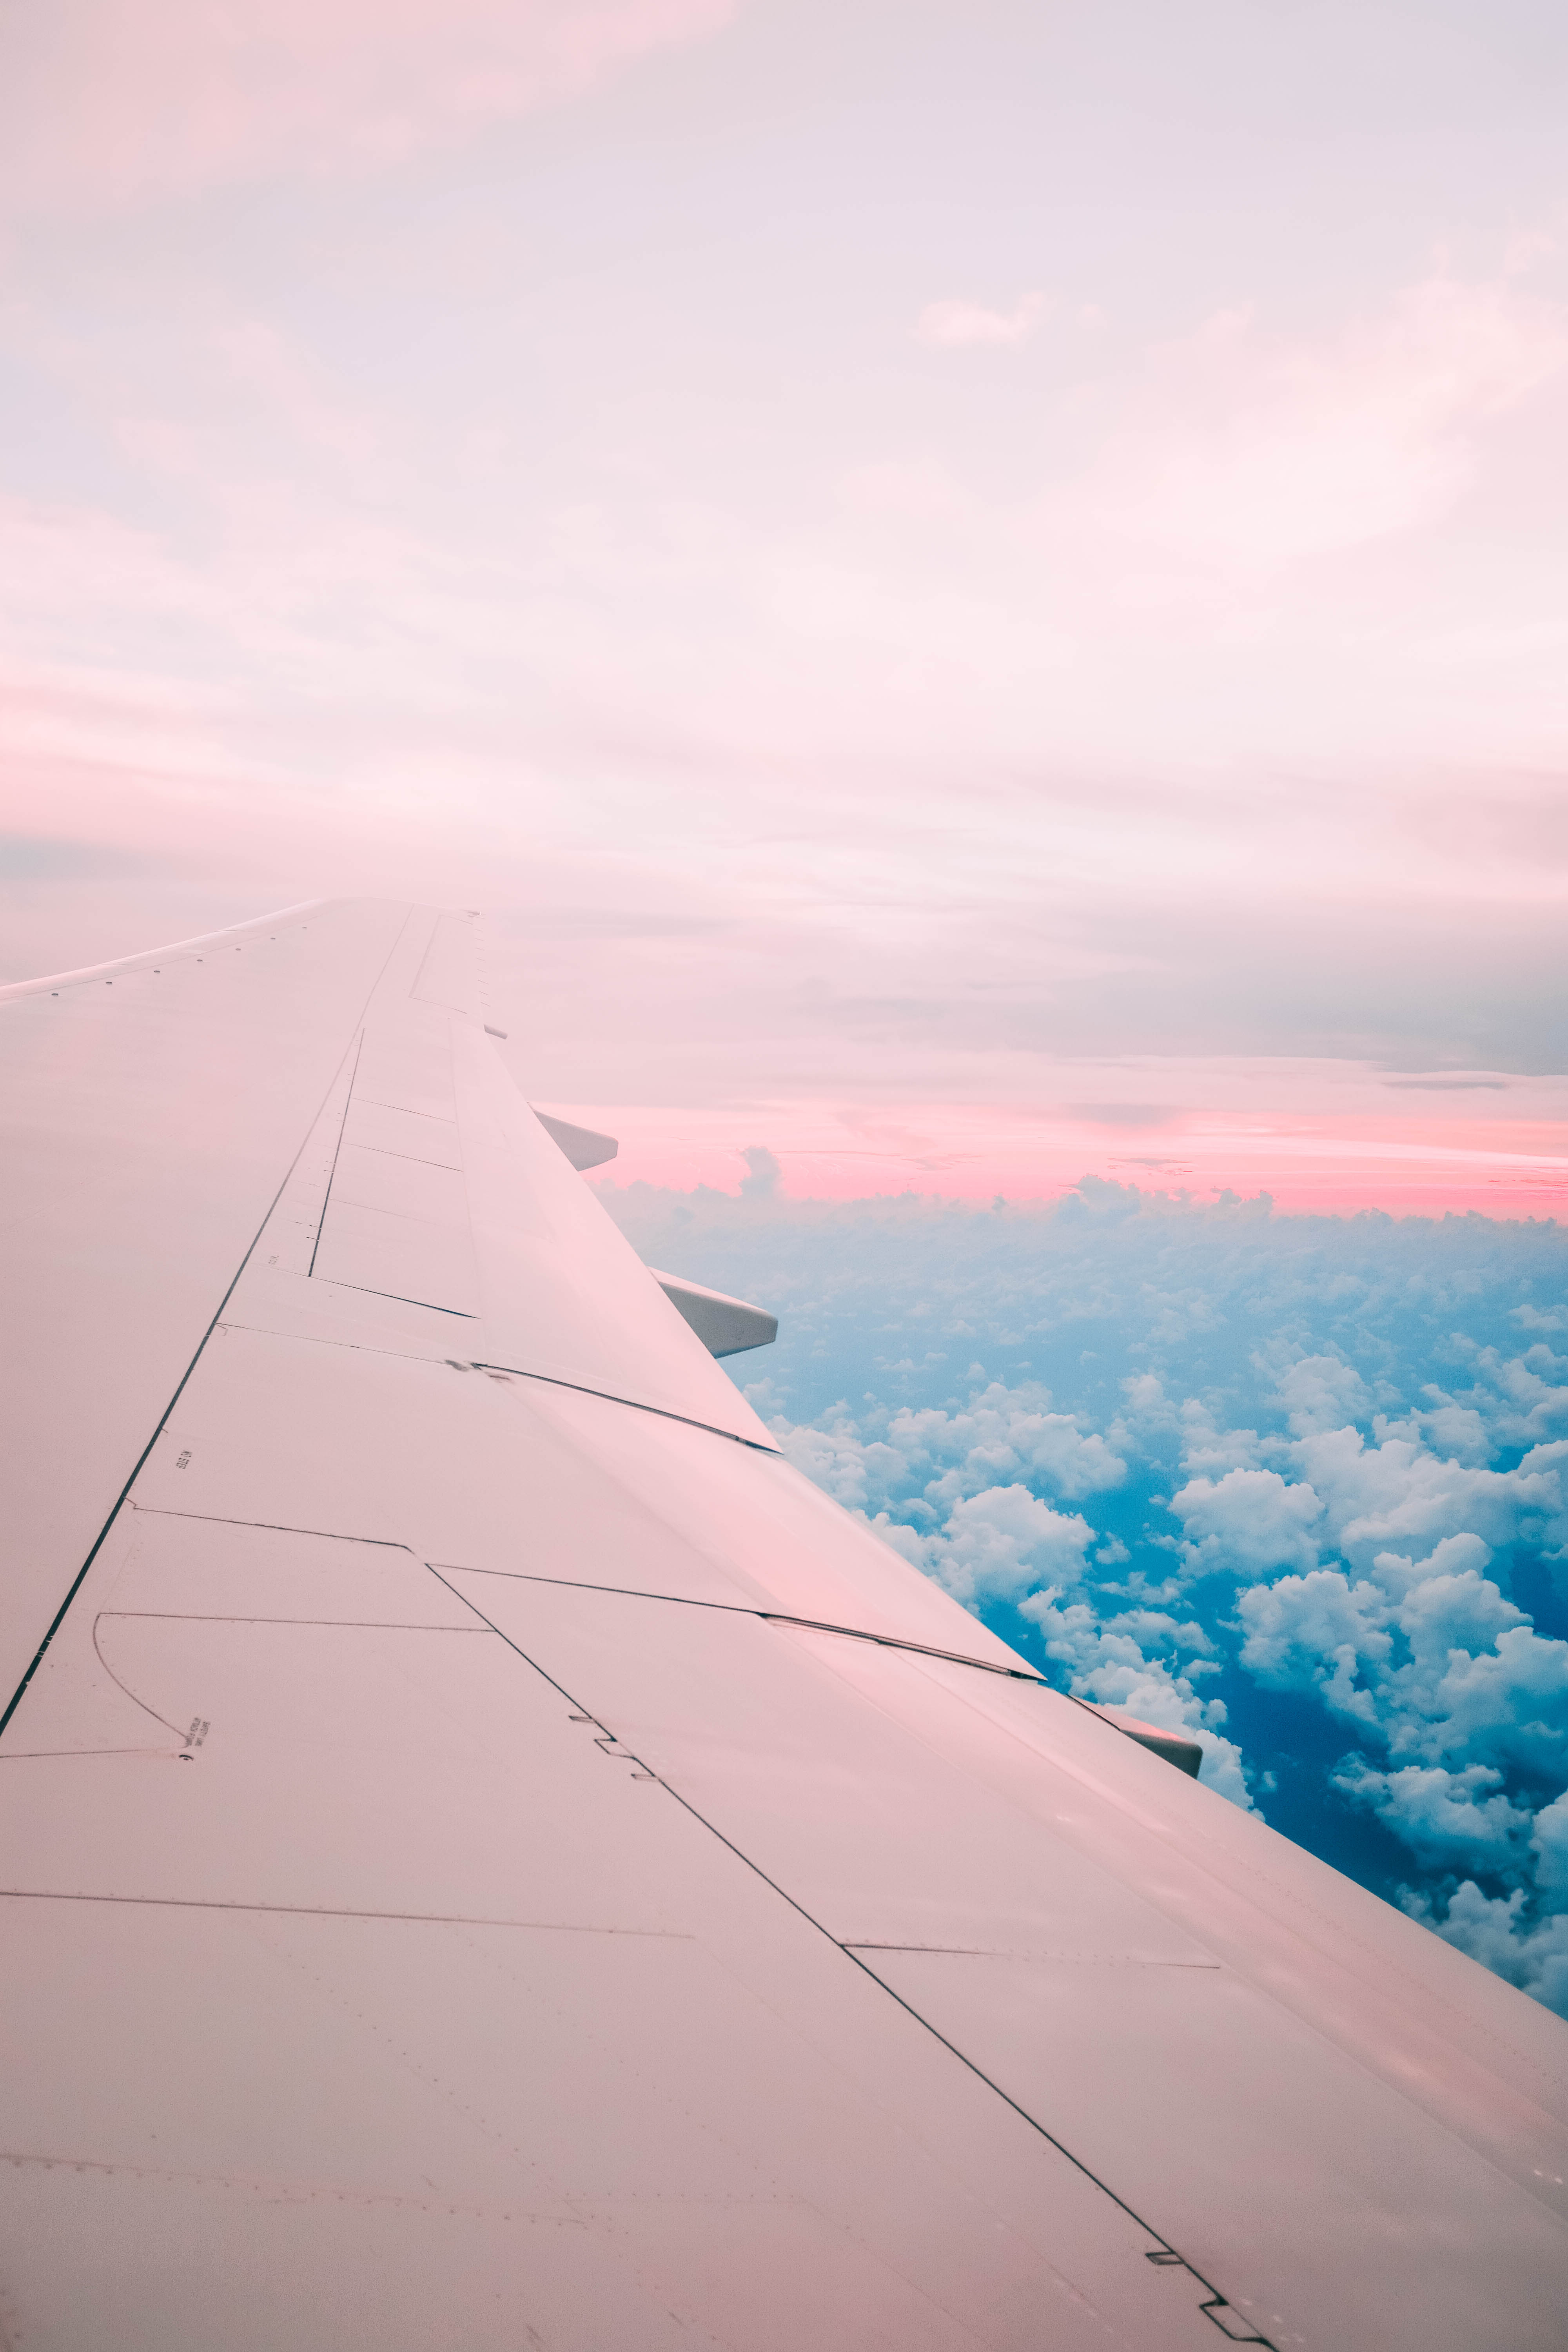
left=1, top=899, right=1565, bottom=2352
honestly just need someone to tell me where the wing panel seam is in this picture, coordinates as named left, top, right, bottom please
left=471, top=1360, right=781, bottom=1452
left=436, top=1564, right=1043, bottom=1683
left=0, top=911, right=418, bottom=1743
left=421, top=1561, right=1273, bottom=2346
left=306, top=1027, right=366, bottom=1278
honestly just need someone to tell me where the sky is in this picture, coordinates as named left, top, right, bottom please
left=4, top=1, right=1568, bottom=2009
left=2, top=0, right=1568, bottom=1209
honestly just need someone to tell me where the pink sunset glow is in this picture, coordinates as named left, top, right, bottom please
left=1, top=0, right=1565, bottom=1216
left=568, top=1096, right=1568, bottom=1218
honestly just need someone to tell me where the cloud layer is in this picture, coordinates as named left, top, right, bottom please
left=603, top=1174, right=1568, bottom=2009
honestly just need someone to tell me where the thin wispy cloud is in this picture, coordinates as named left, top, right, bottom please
left=1, top=0, right=734, bottom=205
left=1086, top=275, right=1568, bottom=567
left=916, top=292, right=1046, bottom=347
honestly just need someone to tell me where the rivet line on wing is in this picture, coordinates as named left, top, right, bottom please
left=466, top=1361, right=783, bottom=1453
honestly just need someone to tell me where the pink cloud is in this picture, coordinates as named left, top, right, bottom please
left=916, top=294, right=1045, bottom=348
left=1, top=0, right=734, bottom=207
left=1083, top=274, right=1568, bottom=567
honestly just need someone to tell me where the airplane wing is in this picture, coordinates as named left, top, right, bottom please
left=1, top=898, right=1564, bottom=2352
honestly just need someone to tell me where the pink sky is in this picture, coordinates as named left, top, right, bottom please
left=581, top=1102, right=1568, bottom=1216
left=2, top=0, right=1566, bottom=1214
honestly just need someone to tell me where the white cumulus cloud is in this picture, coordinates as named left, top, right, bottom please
left=1169, top=1466, right=1322, bottom=1580
left=605, top=1179, right=1568, bottom=2010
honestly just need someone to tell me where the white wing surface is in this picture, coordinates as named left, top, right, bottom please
left=1, top=900, right=1565, bottom=2352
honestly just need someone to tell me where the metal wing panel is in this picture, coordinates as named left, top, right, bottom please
left=0, top=898, right=412, bottom=1700
left=272, top=920, right=777, bottom=1441
left=448, top=1012, right=774, bottom=1440
left=441, top=1573, right=1214, bottom=1963
left=860, top=1645, right=1568, bottom=2156
left=127, top=1316, right=1045, bottom=1661
left=410, top=909, right=484, bottom=1016
left=857, top=1946, right=1568, bottom=2352
left=0, top=1510, right=1224, bottom=2352
left=433, top=1574, right=1568, bottom=2348
left=0, top=1898, right=1173, bottom=2352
